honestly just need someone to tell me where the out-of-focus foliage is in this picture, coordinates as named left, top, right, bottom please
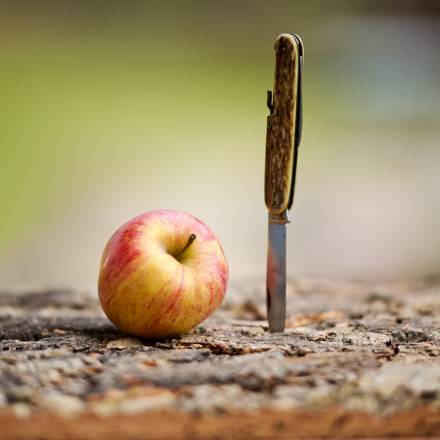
left=1, top=1, right=439, bottom=286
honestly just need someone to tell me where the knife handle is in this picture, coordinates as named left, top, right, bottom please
left=264, top=34, right=301, bottom=215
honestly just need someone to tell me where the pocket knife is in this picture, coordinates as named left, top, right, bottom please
left=265, top=33, right=303, bottom=332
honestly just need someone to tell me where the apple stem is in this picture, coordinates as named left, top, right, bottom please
left=177, top=233, right=197, bottom=258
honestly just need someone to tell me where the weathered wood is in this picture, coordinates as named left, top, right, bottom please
left=1, top=277, right=440, bottom=439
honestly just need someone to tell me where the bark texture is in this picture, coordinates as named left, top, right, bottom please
left=1, top=277, right=440, bottom=439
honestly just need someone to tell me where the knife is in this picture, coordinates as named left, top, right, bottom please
left=264, top=33, right=303, bottom=332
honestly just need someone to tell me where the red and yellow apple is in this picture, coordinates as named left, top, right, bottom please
left=98, top=209, right=228, bottom=338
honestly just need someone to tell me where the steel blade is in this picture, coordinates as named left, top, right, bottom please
left=266, top=219, right=286, bottom=332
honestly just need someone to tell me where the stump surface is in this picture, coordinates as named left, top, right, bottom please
left=1, top=277, right=440, bottom=439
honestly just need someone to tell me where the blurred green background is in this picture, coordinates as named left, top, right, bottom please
left=1, top=1, right=439, bottom=288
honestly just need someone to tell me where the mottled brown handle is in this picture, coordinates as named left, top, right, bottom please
left=264, top=34, right=300, bottom=215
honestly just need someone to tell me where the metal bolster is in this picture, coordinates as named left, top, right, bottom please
left=269, top=211, right=290, bottom=225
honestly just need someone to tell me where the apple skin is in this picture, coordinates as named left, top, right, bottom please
left=98, top=209, right=228, bottom=338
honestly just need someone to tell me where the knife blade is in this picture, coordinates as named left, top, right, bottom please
left=266, top=215, right=286, bottom=332
left=264, top=33, right=303, bottom=332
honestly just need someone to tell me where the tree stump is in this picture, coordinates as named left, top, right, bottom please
left=1, top=277, right=440, bottom=439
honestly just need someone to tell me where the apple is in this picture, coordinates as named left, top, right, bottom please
left=98, top=209, right=228, bottom=338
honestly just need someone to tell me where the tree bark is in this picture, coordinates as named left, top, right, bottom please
left=1, top=277, right=440, bottom=439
